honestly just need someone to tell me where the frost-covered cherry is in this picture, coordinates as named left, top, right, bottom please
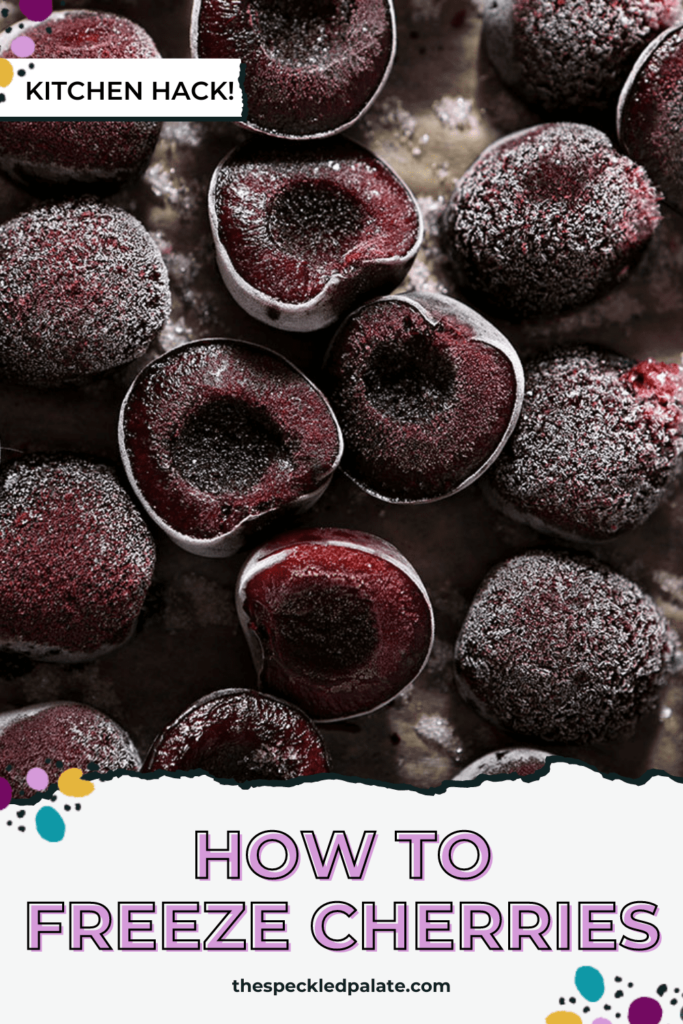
left=209, top=137, right=422, bottom=332
left=486, top=348, right=683, bottom=541
left=442, top=123, right=661, bottom=319
left=483, top=0, right=679, bottom=115
left=0, top=200, right=171, bottom=387
left=143, top=689, right=330, bottom=781
left=323, top=293, right=523, bottom=502
left=191, top=0, right=396, bottom=139
left=0, top=10, right=161, bottom=191
left=0, top=702, right=141, bottom=798
left=237, top=528, right=434, bottom=721
left=454, top=552, right=678, bottom=744
left=452, top=748, right=551, bottom=781
left=0, top=456, right=155, bottom=662
left=618, top=24, right=683, bottom=216
left=119, top=340, right=343, bottom=557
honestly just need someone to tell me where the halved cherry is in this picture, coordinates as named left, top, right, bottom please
left=209, top=136, right=422, bottom=332
left=323, top=293, right=523, bottom=502
left=191, top=0, right=396, bottom=139
left=143, top=689, right=330, bottom=781
left=119, top=339, right=343, bottom=557
left=237, top=528, right=434, bottom=721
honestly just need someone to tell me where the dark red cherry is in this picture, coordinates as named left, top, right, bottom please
left=452, top=748, right=550, bottom=782
left=192, top=0, right=395, bottom=139
left=0, top=10, right=161, bottom=191
left=483, top=0, right=678, bottom=115
left=323, top=293, right=523, bottom=502
left=443, top=122, right=661, bottom=319
left=454, top=552, right=677, bottom=744
left=209, top=136, right=422, bottom=332
left=237, top=528, right=434, bottom=721
left=486, top=347, right=683, bottom=541
left=0, top=455, right=155, bottom=662
left=618, top=25, right=683, bottom=216
left=143, top=689, right=330, bottom=781
left=0, top=702, right=141, bottom=798
left=0, top=200, right=171, bottom=387
left=119, top=340, right=343, bottom=557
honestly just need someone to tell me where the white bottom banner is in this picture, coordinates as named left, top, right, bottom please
left=1, top=764, right=680, bottom=1024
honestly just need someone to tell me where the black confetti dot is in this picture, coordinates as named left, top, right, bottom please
left=615, top=978, right=622, bottom=983
left=18, top=826, right=25, bottom=832
left=6, top=820, right=11, bottom=825
left=559, top=999, right=565, bottom=1006
left=50, top=795, right=57, bottom=802
left=64, top=805, right=71, bottom=812
left=570, top=998, right=576, bottom=1004
left=45, top=26, right=51, bottom=33
left=55, top=761, right=63, bottom=769
left=28, top=62, right=34, bottom=68
left=16, top=810, right=25, bottom=818
left=0, top=95, right=5, bottom=103
left=1, top=10, right=8, bottom=17
left=616, top=991, right=624, bottom=999
left=18, top=69, right=25, bottom=76
left=604, top=1007, right=611, bottom=1012
left=628, top=983, right=633, bottom=989
left=75, top=803, right=81, bottom=811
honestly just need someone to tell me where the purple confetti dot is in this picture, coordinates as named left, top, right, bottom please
left=628, top=998, right=662, bottom=1024
left=19, top=0, right=52, bottom=19
left=11, top=35, right=35, bottom=57
left=0, top=776, right=12, bottom=809
left=26, top=767, right=49, bottom=791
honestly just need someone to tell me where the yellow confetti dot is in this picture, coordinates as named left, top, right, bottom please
left=546, top=1014, right=583, bottom=1024
left=0, top=58, right=13, bottom=89
left=58, top=767, right=95, bottom=798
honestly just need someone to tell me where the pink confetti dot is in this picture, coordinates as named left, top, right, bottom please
left=11, top=36, right=36, bottom=58
left=26, top=767, right=49, bottom=791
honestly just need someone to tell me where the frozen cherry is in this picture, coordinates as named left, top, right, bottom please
left=454, top=551, right=677, bottom=744
left=143, top=689, right=330, bottom=781
left=452, top=748, right=550, bottom=781
left=483, top=0, right=679, bottom=115
left=0, top=10, right=160, bottom=191
left=237, top=528, right=434, bottom=721
left=119, top=339, right=343, bottom=557
left=443, top=123, right=661, bottom=319
left=618, top=25, right=683, bottom=216
left=0, top=200, right=171, bottom=387
left=487, top=347, right=683, bottom=541
left=323, top=293, right=523, bottom=502
left=0, top=455, right=155, bottom=661
left=192, top=0, right=395, bottom=139
left=209, top=136, right=422, bottom=332
left=0, top=702, right=141, bottom=798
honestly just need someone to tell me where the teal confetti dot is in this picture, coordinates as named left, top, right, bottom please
left=36, top=805, right=65, bottom=842
left=576, top=967, right=605, bottom=1002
